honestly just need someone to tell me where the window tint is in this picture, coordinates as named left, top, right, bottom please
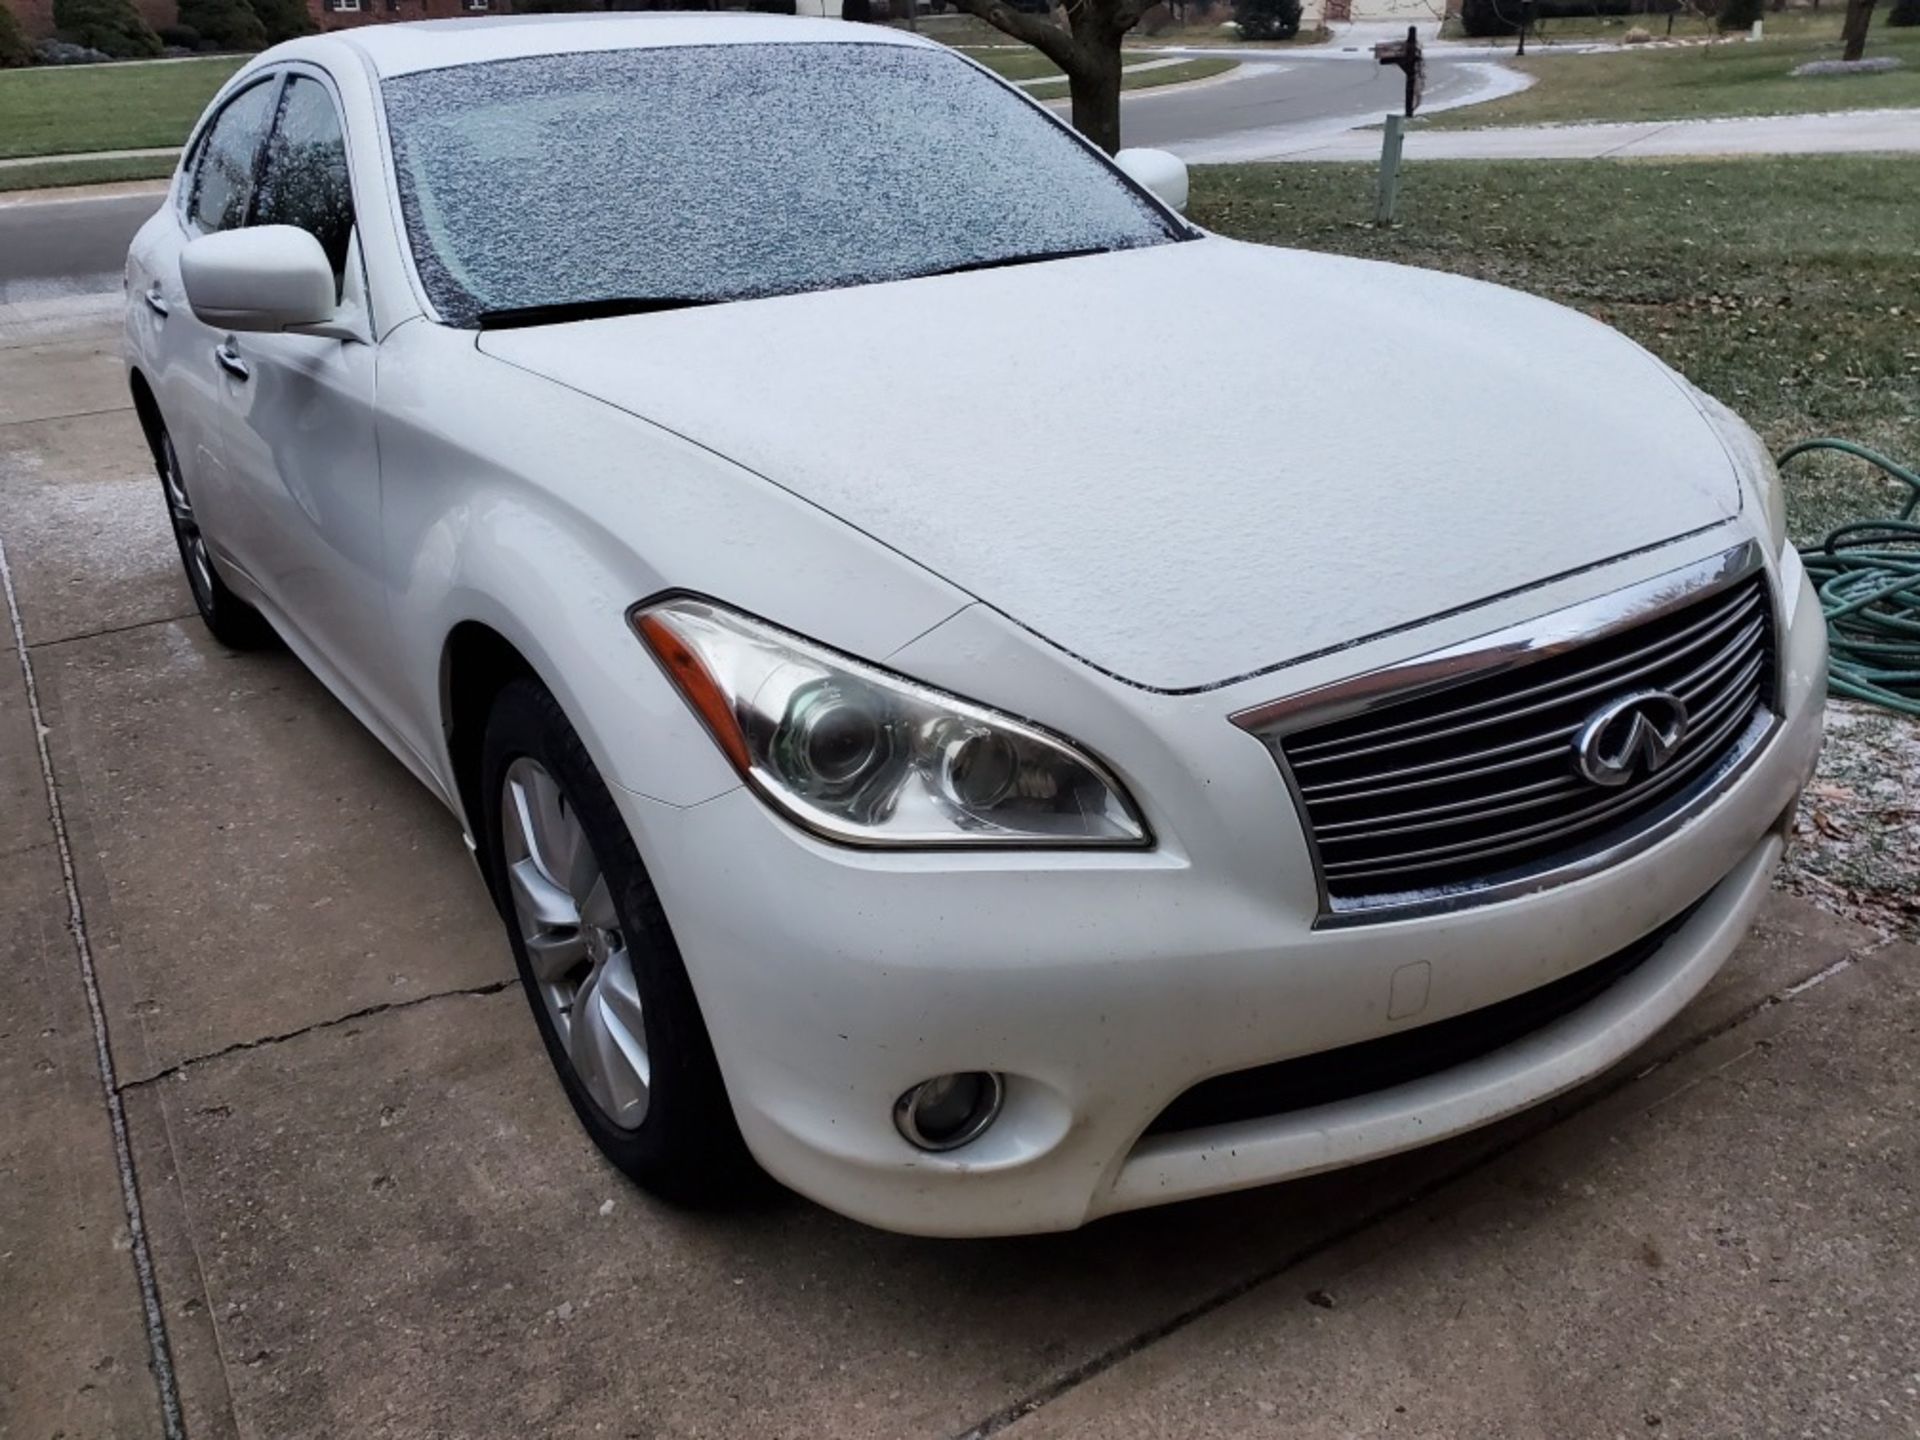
left=253, top=76, right=355, bottom=295
left=383, top=45, right=1182, bottom=326
left=189, top=80, right=279, bottom=234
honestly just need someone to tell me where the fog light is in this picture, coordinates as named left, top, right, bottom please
left=893, top=1071, right=1004, bottom=1152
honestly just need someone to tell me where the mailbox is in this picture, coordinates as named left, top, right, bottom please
left=1374, top=25, right=1424, bottom=118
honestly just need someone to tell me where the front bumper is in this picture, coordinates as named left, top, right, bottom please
left=616, top=550, right=1826, bottom=1237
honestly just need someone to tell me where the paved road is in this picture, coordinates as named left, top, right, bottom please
left=0, top=191, right=157, bottom=305
left=0, top=50, right=1514, bottom=300
left=1114, top=49, right=1517, bottom=160
left=1263, top=102, right=1920, bottom=161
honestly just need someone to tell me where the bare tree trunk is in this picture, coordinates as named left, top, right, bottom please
left=951, top=0, right=1146, bottom=154
left=1841, top=0, right=1875, bottom=56
left=1065, top=1, right=1127, bottom=152
left=1068, top=43, right=1125, bottom=151
left=950, top=0, right=1083, bottom=70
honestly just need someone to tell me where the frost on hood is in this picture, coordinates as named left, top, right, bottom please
left=381, top=44, right=1181, bottom=325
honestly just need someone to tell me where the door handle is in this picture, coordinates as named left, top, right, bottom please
left=143, top=285, right=169, bottom=318
left=213, top=340, right=250, bottom=382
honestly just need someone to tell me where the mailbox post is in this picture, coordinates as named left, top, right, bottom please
left=1372, top=26, right=1423, bottom=225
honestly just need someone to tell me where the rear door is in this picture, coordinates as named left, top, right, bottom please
left=208, top=70, right=391, bottom=716
left=129, top=73, right=283, bottom=551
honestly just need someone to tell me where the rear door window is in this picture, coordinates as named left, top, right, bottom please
left=188, top=79, right=281, bottom=234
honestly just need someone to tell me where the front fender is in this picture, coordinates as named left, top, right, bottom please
left=373, top=322, right=972, bottom=814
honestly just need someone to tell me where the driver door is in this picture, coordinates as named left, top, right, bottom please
left=130, top=73, right=283, bottom=552
left=206, top=70, right=395, bottom=724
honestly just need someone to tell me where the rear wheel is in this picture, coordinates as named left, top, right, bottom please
left=152, top=424, right=273, bottom=649
left=480, top=678, right=755, bottom=1204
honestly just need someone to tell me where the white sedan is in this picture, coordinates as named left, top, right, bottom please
left=124, top=13, right=1825, bottom=1236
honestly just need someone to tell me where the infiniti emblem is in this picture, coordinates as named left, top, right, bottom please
left=1573, top=690, right=1690, bottom=787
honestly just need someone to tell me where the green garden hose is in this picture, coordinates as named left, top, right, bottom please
left=1776, top=438, right=1920, bottom=718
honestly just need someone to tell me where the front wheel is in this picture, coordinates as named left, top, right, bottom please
left=152, top=424, right=273, bottom=649
left=480, top=677, right=756, bottom=1205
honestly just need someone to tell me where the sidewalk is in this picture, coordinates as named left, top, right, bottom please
left=1248, top=105, right=1920, bottom=161
left=0, top=145, right=178, bottom=171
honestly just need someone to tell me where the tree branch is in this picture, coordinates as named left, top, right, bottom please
left=948, top=0, right=1086, bottom=72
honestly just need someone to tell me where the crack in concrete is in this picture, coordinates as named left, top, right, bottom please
left=950, top=930, right=1891, bottom=1440
left=30, top=610, right=202, bottom=651
left=0, top=403, right=132, bottom=430
left=121, top=979, right=518, bottom=1091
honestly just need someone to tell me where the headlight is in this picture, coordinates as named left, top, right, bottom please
left=632, top=598, right=1149, bottom=849
left=1695, top=388, right=1786, bottom=554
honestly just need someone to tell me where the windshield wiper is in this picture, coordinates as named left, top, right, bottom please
left=907, top=246, right=1113, bottom=283
left=475, top=295, right=717, bottom=330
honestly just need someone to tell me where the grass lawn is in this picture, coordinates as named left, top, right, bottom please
left=0, top=56, right=243, bottom=161
left=958, top=46, right=1069, bottom=81
left=1446, top=8, right=1877, bottom=45
left=1025, top=55, right=1237, bottom=98
left=1426, top=19, right=1920, bottom=127
left=0, top=152, right=178, bottom=193
left=1191, top=156, right=1920, bottom=546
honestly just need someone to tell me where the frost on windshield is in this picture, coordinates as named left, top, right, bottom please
left=382, top=44, right=1180, bottom=324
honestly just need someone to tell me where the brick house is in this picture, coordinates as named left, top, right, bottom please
left=12, top=0, right=492, bottom=41
left=308, top=0, right=496, bottom=27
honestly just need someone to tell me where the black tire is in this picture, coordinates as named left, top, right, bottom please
left=150, top=421, right=275, bottom=650
left=480, top=677, right=757, bottom=1206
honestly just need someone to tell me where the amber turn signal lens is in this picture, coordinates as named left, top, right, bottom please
left=634, top=611, right=752, bottom=774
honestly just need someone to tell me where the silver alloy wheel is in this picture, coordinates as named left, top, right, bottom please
left=160, top=433, right=216, bottom=613
left=500, top=756, right=651, bottom=1130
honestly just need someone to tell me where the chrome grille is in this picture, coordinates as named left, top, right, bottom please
left=1269, top=566, right=1775, bottom=913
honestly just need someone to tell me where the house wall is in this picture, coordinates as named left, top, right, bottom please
left=309, top=0, right=495, bottom=26
left=1347, top=0, right=1444, bottom=19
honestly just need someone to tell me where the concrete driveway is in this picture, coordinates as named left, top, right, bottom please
left=3, top=293, right=1917, bottom=1440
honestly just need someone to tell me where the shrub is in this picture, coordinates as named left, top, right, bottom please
left=0, top=0, right=30, bottom=66
left=1716, top=0, right=1762, bottom=30
left=841, top=0, right=872, bottom=20
left=157, top=19, right=199, bottom=43
left=52, top=0, right=162, bottom=54
left=1233, top=0, right=1300, bottom=39
left=246, top=0, right=311, bottom=42
left=1459, top=0, right=1518, bottom=35
left=177, top=0, right=265, bottom=47
left=1891, top=0, right=1920, bottom=27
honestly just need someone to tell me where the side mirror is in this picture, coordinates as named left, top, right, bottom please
left=1113, top=147, right=1189, bottom=214
left=180, top=225, right=338, bottom=333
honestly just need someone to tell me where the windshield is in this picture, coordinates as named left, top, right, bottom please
left=381, top=43, right=1184, bottom=326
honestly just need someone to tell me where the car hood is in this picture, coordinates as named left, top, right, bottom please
left=478, top=237, right=1741, bottom=693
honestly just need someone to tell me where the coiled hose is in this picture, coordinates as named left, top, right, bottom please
left=1776, top=438, right=1920, bottom=718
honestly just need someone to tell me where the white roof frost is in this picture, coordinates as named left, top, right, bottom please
left=337, top=12, right=929, bottom=78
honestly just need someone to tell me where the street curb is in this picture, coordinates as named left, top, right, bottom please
left=0, top=146, right=180, bottom=170
left=0, top=179, right=171, bottom=208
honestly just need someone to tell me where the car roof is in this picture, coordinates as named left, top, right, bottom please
left=332, top=11, right=933, bottom=78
